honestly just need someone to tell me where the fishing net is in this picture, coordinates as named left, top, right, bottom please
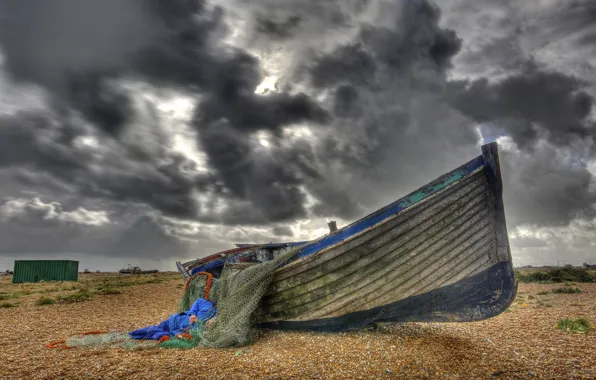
left=65, top=332, right=159, bottom=350
left=177, top=244, right=304, bottom=348
left=51, top=244, right=304, bottom=350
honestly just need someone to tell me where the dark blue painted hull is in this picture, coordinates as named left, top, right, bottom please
left=259, top=261, right=516, bottom=332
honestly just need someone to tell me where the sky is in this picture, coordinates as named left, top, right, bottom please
left=0, top=0, right=595, bottom=272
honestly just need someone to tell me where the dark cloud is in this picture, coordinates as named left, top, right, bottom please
left=457, top=34, right=528, bottom=76
left=0, top=112, right=90, bottom=172
left=500, top=143, right=596, bottom=227
left=11, top=169, right=77, bottom=195
left=66, top=72, right=133, bottom=137
left=107, top=214, right=192, bottom=258
left=0, top=0, right=159, bottom=137
left=0, top=197, right=194, bottom=259
left=0, top=115, right=39, bottom=166
left=309, top=43, right=377, bottom=89
left=271, top=225, right=294, bottom=237
left=449, top=62, right=595, bottom=150
left=533, top=0, right=596, bottom=48
left=333, top=85, right=361, bottom=118
left=0, top=0, right=158, bottom=88
left=358, top=1, right=461, bottom=73
left=0, top=0, right=333, bottom=225
left=197, top=85, right=330, bottom=133
left=0, top=196, right=109, bottom=254
left=255, top=15, right=302, bottom=39
left=0, top=111, right=200, bottom=219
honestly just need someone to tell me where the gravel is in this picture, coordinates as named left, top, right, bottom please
left=0, top=275, right=594, bottom=379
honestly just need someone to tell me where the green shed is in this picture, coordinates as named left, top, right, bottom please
left=12, top=260, right=79, bottom=283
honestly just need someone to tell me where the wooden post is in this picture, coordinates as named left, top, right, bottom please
left=328, top=221, right=338, bottom=233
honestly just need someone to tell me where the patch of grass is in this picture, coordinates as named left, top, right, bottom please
left=556, top=318, right=591, bottom=334
left=516, top=267, right=595, bottom=283
left=537, top=291, right=549, bottom=295
left=56, top=290, right=94, bottom=304
left=35, top=296, right=56, bottom=306
left=0, top=302, right=18, bottom=308
left=537, top=301, right=553, bottom=308
left=527, top=295, right=535, bottom=300
left=94, top=286, right=121, bottom=295
left=564, top=282, right=576, bottom=287
left=0, top=293, right=19, bottom=301
left=515, top=270, right=553, bottom=283
left=552, top=287, right=582, bottom=294
left=61, top=285, right=81, bottom=291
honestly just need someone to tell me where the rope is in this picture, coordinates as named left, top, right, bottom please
left=185, top=271, right=213, bottom=300
left=44, top=340, right=72, bottom=349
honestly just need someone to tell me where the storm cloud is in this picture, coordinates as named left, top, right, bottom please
left=0, top=0, right=595, bottom=269
left=449, top=62, right=595, bottom=151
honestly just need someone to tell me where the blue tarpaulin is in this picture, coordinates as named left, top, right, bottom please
left=128, top=298, right=216, bottom=340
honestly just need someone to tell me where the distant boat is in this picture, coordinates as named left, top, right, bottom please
left=179, top=142, right=517, bottom=331
left=119, top=265, right=159, bottom=274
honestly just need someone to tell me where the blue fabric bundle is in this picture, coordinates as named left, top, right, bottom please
left=129, top=298, right=216, bottom=340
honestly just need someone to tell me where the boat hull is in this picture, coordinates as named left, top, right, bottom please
left=259, top=261, right=515, bottom=331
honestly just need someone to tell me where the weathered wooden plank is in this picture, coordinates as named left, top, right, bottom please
left=263, top=188, right=490, bottom=311
left=312, top=225, right=495, bottom=320
left=269, top=169, right=487, bottom=290
left=260, top=208, right=494, bottom=322
left=257, top=261, right=516, bottom=331
left=262, top=200, right=491, bottom=317
left=379, top=242, right=495, bottom=308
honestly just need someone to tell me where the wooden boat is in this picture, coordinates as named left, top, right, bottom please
left=182, top=142, right=517, bottom=331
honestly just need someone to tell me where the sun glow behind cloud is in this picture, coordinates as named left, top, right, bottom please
left=141, top=92, right=211, bottom=174
left=254, top=76, right=279, bottom=95
left=156, top=96, right=194, bottom=119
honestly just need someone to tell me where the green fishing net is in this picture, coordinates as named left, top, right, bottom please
left=65, top=332, right=160, bottom=350
left=60, top=245, right=304, bottom=350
